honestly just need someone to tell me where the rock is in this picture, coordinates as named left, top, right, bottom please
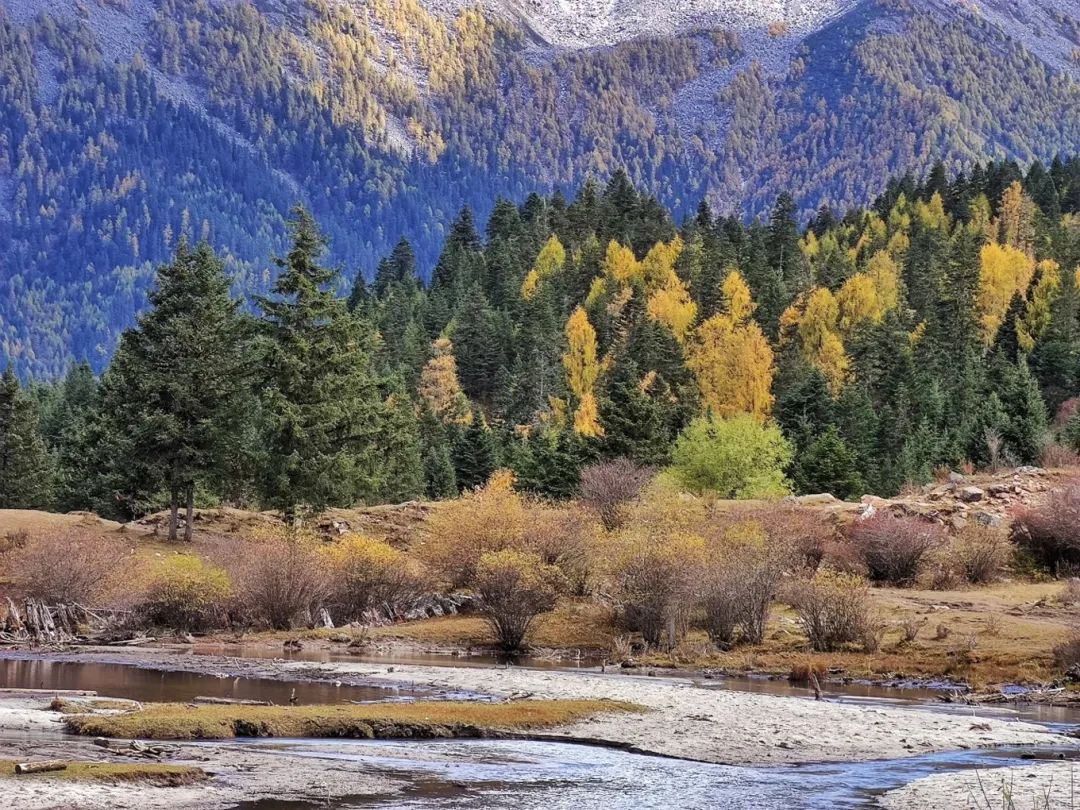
left=786, top=493, right=838, bottom=506
left=948, top=471, right=966, bottom=484
left=959, top=486, right=985, bottom=503
left=973, top=511, right=1003, bottom=528
left=949, top=515, right=968, bottom=531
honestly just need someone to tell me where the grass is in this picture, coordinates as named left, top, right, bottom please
left=49, top=698, right=142, bottom=714
left=0, top=760, right=208, bottom=786
left=64, top=699, right=639, bottom=740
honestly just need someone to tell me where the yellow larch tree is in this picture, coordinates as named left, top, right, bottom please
left=686, top=270, right=775, bottom=419
left=835, top=249, right=900, bottom=334
left=977, top=242, right=1036, bottom=344
left=780, top=287, right=850, bottom=393
left=521, top=235, right=566, bottom=300
left=418, top=337, right=472, bottom=425
left=994, top=181, right=1037, bottom=256
left=562, top=306, right=603, bottom=436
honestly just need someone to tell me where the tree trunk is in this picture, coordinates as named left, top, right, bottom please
left=168, top=487, right=179, bottom=542
left=183, top=484, right=194, bottom=542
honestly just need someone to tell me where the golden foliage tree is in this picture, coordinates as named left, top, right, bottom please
left=978, top=242, right=1036, bottom=344
left=781, top=288, right=850, bottom=393
left=563, top=306, right=603, bottom=436
left=418, top=337, right=472, bottom=424
left=687, top=271, right=775, bottom=418
left=521, top=235, right=566, bottom=300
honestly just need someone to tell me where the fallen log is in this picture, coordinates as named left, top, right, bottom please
left=193, top=696, right=272, bottom=706
left=15, top=760, right=68, bottom=775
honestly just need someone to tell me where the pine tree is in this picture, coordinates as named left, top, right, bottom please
left=599, top=356, right=672, bottom=465
left=258, top=206, right=385, bottom=518
left=100, top=240, right=247, bottom=539
left=376, top=381, right=425, bottom=503
left=0, top=368, right=52, bottom=508
left=791, top=426, right=865, bottom=500
left=453, top=417, right=498, bottom=492
left=43, top=362, right=99, bottom=512
left=512, top=428, right=587, bottom=500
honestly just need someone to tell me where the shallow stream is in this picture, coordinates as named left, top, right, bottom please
left=2, top=650, right=1079, bottom=808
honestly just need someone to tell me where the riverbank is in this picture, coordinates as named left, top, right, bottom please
left=880, top=759, right=1080, bottom=809
left=5, top=648, right=1072, bottom=766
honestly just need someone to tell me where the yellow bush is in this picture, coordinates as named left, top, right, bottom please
left=324, top=534, right=426, bottom=619
left=417, top=469, right=528, bottom=588
left=136, top=554, right=231, bottom=632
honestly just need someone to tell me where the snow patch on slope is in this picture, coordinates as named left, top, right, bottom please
left=482, top=0, right=863, bottom=48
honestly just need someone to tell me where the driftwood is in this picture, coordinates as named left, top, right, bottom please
left=0, top=688, right=97, bottom=697
left=193, top=696, right=272, bottom=706
left=15, top=760, right=68, bottom=775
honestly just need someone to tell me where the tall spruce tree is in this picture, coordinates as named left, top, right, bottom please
left=0, top=368, right=52, bottom=508
left=258, top=206, right=385, bottom=518
left=100, top=240, right=247, bottom=540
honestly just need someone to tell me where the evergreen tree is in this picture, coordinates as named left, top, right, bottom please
left=258, top=206, right=385, bottom=518
left=791, top=426, right=865, bottom=500
left=453, top=417, right=498, bottom=492
left=0, top=368, right=52, bottom=508
left=43, top=362, right=99, bottom=512
left=512, top=429, right=587, bottom=500
left=100, top=240, right=247, bottom=539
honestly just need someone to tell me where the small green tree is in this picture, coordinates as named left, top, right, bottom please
left=669, top=414, right=792, bottom=498
left=793, top=426, right=865, bottom=500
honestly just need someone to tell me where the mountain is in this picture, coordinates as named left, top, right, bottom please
left=0, top=0, right=1078, bottom=376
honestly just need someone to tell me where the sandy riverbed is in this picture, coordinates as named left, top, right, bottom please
left=275, top=660, right=1075, bottom=766
left=0, top=693, right=396, bottom=809
left=880, top=759, right=1080, bottom=809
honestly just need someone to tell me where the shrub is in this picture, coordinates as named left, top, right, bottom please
left=700, top=520, right=793, bottom=648
left=949, top=526, right=1010, bottom=584
left=1011, top=483, right=1080, bottom=573
left=221, top=530, right=329, bottom=630
left=521, top=504, right=597, bottom=596
left=136, top=555, right=231, bottom=632
left=604, top=528, right=704, bottom=648
left=474, top=550, right=563, bottom=651
left=11, top=530, right=131, bottom=605
left=1041, top=442, right=1080, bottom=469
left=579, top=458, right=653, bottom=531
left=788, top=569, right=872, bottom=652
left=417, top=470, right=527, bottom=589
left=846, top=513, right=945, bottom=586
left=1059, top=578, right=1080, bottom=605
left=1053, top=635, right=1080, bottom=673
left=324, top=535, right=425, bottom=622
left=669, top=414, right=792, bottom=499
left=754, top=506, right=835, bottom=571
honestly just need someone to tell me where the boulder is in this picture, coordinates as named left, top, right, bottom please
left=959, top=486, right=985, bottom=503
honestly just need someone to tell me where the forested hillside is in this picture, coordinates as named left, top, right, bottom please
left=0, top=0, right=1078, bottom=376
left=2, top=159, right=1080, bottom=526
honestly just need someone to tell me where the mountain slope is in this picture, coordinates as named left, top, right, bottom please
left=0, top=0, right=1078, bottom=376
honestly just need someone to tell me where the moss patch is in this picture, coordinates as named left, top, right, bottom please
left=0, top=760, right=208, bottom=787
left=65, top=699, right=638, bottom=741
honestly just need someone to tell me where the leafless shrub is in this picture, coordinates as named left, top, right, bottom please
left=900, top=616, right=928, bottom=644
left=935, top=623, right=951, bottom=641
left=984, top=427, right=1005, bottom=473
left=846, top=513, right=945, bottom=586
left=1012, top=482, right=1080, bottom=573
left=11, top=530, right=132, bottom=605
left=754, top=506, right=835, bottom=571
left=788, top=659, right=827, bottom=683
left=860, top=613, right=887, bottom=653
left=579, top=458, right=653, bottom=531
left=1041, top=443, right=1080, bottom=469
left=0, top=529, right=30, bottom=556
left=788, top=570, right=874, bottom=652
left=474, top=550, right=561, bottom=652
left=951, top=526, right=1011, bottom=584
left=218, top=530, right=329, bottom=630
left=982, top=614, right=1001, bottom=637
left=700, top=529, right=793, bottom=648
left=1058, top=579, right=1080, bottom=605
left=523, top=504, right=597, bottom=596
left=1053, top=635, right=1080, bottom=672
